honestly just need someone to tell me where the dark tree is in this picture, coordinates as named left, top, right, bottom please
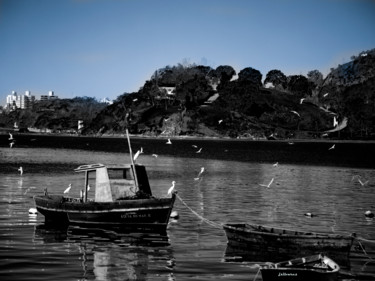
left=264, top=69, right=287, bottom=89
left=238, top=67, right=263, bottom=87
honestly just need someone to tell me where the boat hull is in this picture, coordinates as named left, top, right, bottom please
left=223, top=224, right=353, bottom=264
left=35, top=194, right=176, bottom=231
left=261, top=267, right=338, bottom=281
left=260, top=254, right=340, bottom=281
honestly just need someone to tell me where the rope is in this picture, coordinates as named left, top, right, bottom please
left=354, top=237, right=375, bottom=261
left=176, top=194, right=223, bottom=229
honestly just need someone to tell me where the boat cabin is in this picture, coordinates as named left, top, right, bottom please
left=74, top=163, right=152, bottom=202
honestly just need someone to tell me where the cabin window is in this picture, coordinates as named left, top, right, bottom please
left=107, top=169, right=134, bottom=180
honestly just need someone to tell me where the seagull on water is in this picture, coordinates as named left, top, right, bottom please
left=64, top=184, right=72, bottom=194
left=167, top=181, right=176, bottom=195
left=152, top=154, right=158, bottom=158
left=18, top=166, right=23, bottom=176
left=194, top=167, right=205, bottom=180
left=28, top=208, right=38, bottom=215
left=166, top=138, right=172, bottom=144
left=259, top=178, right=274, bottom=188
left=272, top=162, right=279, bottom=167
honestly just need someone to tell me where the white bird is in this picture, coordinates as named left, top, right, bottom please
left=304, top=212, right=315, bottom=217
left=218, top=119, right=223, bottom=124
left=290, top=110, right=300, bottom=117
left=259, top=178, right=274, bottom=188
left=194, top=167, right=205, bottom=180
left=323, top=93, right=329, bottom=97
left=192, top=145, right=198, bottom=148
left=300, top=98, right=305, bottom=104
left=87, top=184, right=90, bottom=191
left=358, top=178, right=369, bottom=186
left=133, top=98, right=138, bottom=102
left=196, top=147, right=202, bottom=153
left=167, top=181, right=176, bottom=195
left=166, top=138, right=172, bottom=144
left=365, top=210, right=374, bottom=218
left=28, top=208, right=38, bottom=215
left=333, top=116, right=338, bottom=127
left=9, top=132, right=13, bottom=140
left=64, top=184, right=72, bottom=194
left=18, top=166, right=23, bottom=175
left=133, top=150, right=141, bottom=161
left=170, top=211, right=179, bottom=219
left=152, top=154, right=158, bottom=158
left=273, top=162, right=279, bottom=167
left=9, top=141, right=15, bottom=148
left=328, top=144, right=335, bottom=150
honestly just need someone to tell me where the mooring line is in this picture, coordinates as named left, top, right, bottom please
left=355, top=237, right=375, bottom=261
left=176, top=194, right=223, bottom=229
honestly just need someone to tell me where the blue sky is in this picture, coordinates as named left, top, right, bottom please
left=1, top=0, right=375, bottom=104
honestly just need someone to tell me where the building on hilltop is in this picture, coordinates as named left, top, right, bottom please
left=6, top=90, right=36, bottom=110
left=40, top=91, right=59, bottom=101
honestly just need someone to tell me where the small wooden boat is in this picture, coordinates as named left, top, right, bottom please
left=34, top=131, right=176, bottom=232
left=260, top=254, right=340, bottom=281
left=223, top=224, right=354, bottom=263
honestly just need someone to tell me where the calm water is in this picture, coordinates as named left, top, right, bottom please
left=1, top=135, right=375, bottom=280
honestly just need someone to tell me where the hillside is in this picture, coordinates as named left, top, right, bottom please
left=1, top=48, right=375, bottom=140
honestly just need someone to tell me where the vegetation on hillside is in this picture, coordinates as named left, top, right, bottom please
left=1, top=48, right=374, bottom=139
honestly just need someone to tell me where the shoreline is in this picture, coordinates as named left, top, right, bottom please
left=2, top=130, right=375, bottom=144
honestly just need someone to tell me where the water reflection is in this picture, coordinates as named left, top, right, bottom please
left=34, top=224, right=174, bottom=281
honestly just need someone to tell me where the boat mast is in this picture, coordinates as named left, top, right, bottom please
left=126, top=129, right=139, bottom=193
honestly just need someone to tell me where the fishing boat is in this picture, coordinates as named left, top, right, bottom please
left=223, top=224, right=354, bottom=263
left=34, top=131, right=176, bottom=232
left=260, top=253, right=340, bottom=281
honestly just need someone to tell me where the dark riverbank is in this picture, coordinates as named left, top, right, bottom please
left=1, top=133, right=374, bottom=169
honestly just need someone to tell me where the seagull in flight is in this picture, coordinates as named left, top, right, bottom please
left=152, top=154, right=158, bottom=158
left=166, top=138, right=172, bottom=144
left=272, top=162, right=279, bottom=167
left=358, top=178, right=369, bottom=186
left=133, top=147, right=143, bottom=161
left=290, top=110, right=300, bottom=117
left=18, top=166, right=23, bottom=176
left=9, top=141, right=15, bottom=148
left=196, top=147, right=202, bottom=153
left=9, top=133, right=14, bottom=140
left=328, top=144, right=335, bottom=150
left=333, top=116, right=338, bottom=127
left=218, top=119, right=223, bottom=124
left=194, top=167, right=205, bottom=180
left=259, top=178, right=274, bottom=188
left=167, top=181, right=176, bottom=195
left=300, top=98, right=305, bottom=104
left=64, top=184, right=72, bottom=194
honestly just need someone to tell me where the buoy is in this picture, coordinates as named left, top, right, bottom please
left=28, top=208, right=38, bottom=215
left=365, top=210, right=374, bottom=218
left=170, top=211, right=179, bottom=219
